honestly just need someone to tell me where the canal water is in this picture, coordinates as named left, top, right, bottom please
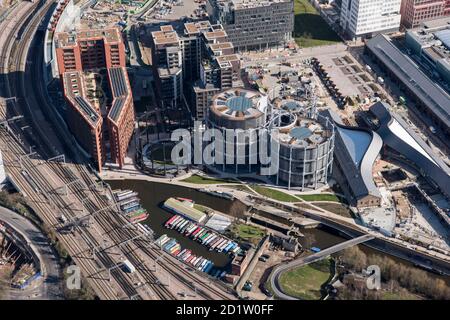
left=106, top=179, right=449, bottom=283
left=107, top=179, right=348, bottom=268
left=107, top=179, right=245, bottom=268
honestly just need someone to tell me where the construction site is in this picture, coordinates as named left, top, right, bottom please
left=0, top=222, right=40, bottom=292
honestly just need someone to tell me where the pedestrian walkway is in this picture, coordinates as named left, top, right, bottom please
left=270, top=234, right=374, bottom=300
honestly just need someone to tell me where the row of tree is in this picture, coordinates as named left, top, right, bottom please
left=335, top=246, right=450, bottom=300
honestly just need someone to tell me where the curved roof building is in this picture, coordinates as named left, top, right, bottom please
left=370, top=102, right=450, bottom=201
left=323, top=110, right=383, bottom=208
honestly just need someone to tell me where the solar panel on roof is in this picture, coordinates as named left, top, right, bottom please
left=435, top=29, right=450, bottom=50
left=284, top=101, right=300, bottom=110
left=109, top=68, right=128, bottom=97
left=74, top=96, right=99, bottom=123
left=226, top=96, right=253, bottom=112
left=290, top=127, right=312, bottom=141
left=109, top=97, right=126, bottom=122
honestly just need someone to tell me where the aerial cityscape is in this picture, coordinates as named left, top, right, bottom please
left=0, top=0, right=449, bottom=303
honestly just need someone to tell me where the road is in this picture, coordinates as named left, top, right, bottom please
left=0, top=206, right=63, bottom=300
left=270, top=234, right=375, bottom=300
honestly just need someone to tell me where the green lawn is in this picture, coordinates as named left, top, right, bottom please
left=296, top=193, right=342, bottom=202
left=229, top=223, right=266, bottom=245
left=252, top=186, right=300, bottom=202
left=223, top=184, right=257, bottom=195
left=313, top=202, right=353, bottom=218
left=181, top=175, right=233, bottom=185
left=294, top=0, right=342, bottom=48
left=193, top=204, right=211, bottom=213
left=278, top=259, right=333, bottom=300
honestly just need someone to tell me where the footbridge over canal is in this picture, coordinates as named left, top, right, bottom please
left=270, top=234, right=375, bottom=300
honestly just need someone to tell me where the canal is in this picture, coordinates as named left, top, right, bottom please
left=106, top=179, right=449, bottom=283
left=107, top=179, right=349, bottom=268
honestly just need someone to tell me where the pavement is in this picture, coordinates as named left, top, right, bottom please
left=0, top=206, right=63, bottom=300
left=240, top=43, right=348, bottom=68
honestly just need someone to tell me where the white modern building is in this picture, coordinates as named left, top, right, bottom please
left=340, top=0, right=402, bottom=40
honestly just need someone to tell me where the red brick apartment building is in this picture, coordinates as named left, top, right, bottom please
left=55, top=28, right=135, bottom=172
left=401, top=0, right=450, bottom=28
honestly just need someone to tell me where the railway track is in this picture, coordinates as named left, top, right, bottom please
left=47, top=161, right=175, bottom=300
left=72, top=164, right=234, bottom=300
left=0, top=1, right=234, bottom=301
left=0, top=1, right=134, bottom=300
left=0, top=126, right=121, bottom=299
left=0, top=0, right=57, bottom=159
left=0, top=2, right=171, bottom=299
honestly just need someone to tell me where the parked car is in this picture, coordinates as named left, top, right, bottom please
left=242, top=281, right=253, bottom=291
left=260, top=284, right=273, bottom=297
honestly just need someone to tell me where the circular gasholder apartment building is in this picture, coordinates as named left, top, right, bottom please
left=270, top=113, right=335, bottom=190
left=205, top=88, right=335, bottom=190
left=206, top=88, right=268, bottom=173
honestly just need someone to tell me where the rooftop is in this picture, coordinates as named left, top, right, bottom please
left=203, top=29, right=227, bottom=42
left=322, top=109, right=382, bottom=200
left=55, top=28, right=121, bottom=48
left=209, top=42, right=234, bottom=52
left=214, top=0, right=291, bottom=10
left=407, top=26, right=450, bottom=60
left=63, top=66, right=131, bottom=125
left=63, top=71, right=100, bottom=126
left=108, top=67, right=131, bottom=123
left=337, top=127, right=372, bottom=167
left=274, top=118, right=330, bottom=148
left=184, top=21, right=213, bottom=35
left=367, top=34, right=450, bottom=129
left=214, top=54, right=240, bottom=69
left=151, top=25, right=180, bottom=46
left=210, top=88, right=265, bottom=120
left=163, top=198, right=207, bottom=223
left=109, top=67, right=129, bottom=98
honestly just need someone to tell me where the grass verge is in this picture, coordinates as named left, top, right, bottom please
left=294, top=0, right=341, bottom=48
left=278, top=258, right=333, bottom=300
left=181, top=174, right=234, bottom=184
left=252, top=186, right=300, bottom=202
left=296, top=193, right=343, bottom=202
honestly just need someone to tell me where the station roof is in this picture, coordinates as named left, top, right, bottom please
left=366, top=35, right=450, bottom=129
left=436, top=29, right=450, bottom=50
